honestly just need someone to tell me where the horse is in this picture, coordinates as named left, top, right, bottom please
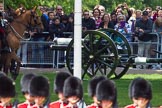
left=0, top=6, right=44, bottom=80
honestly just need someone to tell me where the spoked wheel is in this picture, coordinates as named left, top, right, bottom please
left=66, top=30, right=119, bottom=79
left=98, top=28, right=132, bottom=79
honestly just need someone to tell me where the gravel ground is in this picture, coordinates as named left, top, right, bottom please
left=19, top=67, right=162, bottom=74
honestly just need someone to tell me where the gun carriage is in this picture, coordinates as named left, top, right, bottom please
left=50, top=29, right=162, bottom=79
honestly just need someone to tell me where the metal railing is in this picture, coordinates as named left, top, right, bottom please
left=17, top=32, right=162, bottom=68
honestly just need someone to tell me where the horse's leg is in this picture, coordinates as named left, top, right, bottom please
left=4, top=53, right=11, bottom=75
left=9, top=51, right=21, bottom=80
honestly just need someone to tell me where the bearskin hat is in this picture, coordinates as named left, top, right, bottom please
left=54, top=72, right=71, bottom=94
left=63, top=76, right=83, bottom=99
left=0, top=76, right=16, bottom=97
left=29, top=76, right=49, bottom=97
left=20, top=73, right=36, bottom=94
left=88, top=76, right=107, bottom=97
left=129, top=77, right=152, bottom=100
left=96, top=79, right=117, bottom=107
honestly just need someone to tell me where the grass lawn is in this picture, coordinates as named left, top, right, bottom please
left=14, top=72, right=162, bottom=107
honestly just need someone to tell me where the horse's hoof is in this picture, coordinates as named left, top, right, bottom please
left=10, top=70, right=19, bottom=80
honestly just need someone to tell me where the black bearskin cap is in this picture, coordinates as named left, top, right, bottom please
left=29, top=76, right=49, bottom=97
left=129, top=77, right=152, bottom=100
left=88, top=76, right=107, bottom=97
left=20, top=73, right=36, bottom=93
left=0, top=76, right=16, bottom=97
left=96, top=79, right=117, bottom=107
left=63, top=76, right=83, bottom=99
left=54, top=72, right=71, bottom=94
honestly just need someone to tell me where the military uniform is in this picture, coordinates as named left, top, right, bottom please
left=87, top=103, right=102, bottom=108
left=0, top=76, right=15, bottom=108
left=63, top=76, right=86, bottom=108
left=87, top=76, right=106, bottom=108
left=125, top=77, right=152, bottom=108
left=49, top=72, right=71, bottom=108
left=17, top=101, right=34, bottom=108
left=0, top=103, right=12, bottom=108
left=49, top=100, right=68, bottom=108
left=29, top=76, right=50, bottom=108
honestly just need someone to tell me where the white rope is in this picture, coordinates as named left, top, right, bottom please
left=9, top=25, right=31, bottom=41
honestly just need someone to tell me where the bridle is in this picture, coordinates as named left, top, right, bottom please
left=8, top=9, right=43, bottom=41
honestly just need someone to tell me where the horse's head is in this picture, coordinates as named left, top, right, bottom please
left=15, top=6, right=44, bottom=32
left=26, top=6, right=44, bottom=32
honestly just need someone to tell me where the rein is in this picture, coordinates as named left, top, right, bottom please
left=7, top=10, right=42, bottom=41
left=9, top=24, right=32, bottom=41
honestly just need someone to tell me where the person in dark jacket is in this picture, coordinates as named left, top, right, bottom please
left=82, top=10, right=96, bottom=31
left=134, top=10, right=153, bottom=69
left=48, top=17, right=64, bottom=40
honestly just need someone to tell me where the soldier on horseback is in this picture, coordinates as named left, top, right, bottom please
left=0, top=11, right=10, bottom=52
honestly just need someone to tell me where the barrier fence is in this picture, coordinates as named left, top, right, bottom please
left=17, top=32, right=162, bottom=68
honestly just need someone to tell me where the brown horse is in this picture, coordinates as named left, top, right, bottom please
left=0, top=6, right=43, bottom=79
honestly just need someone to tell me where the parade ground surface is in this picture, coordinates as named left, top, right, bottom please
left=19, top=67, right=162, bottom=74
left=18, top=67, right=162, bottom=107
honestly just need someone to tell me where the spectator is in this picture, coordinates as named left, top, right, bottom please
left=61, top=14, right=69, bottom=32
left=40, top=6, right=48, bottom=31
left=47, top=11, right=55, bottom=31
left=94, top=5, right=106, bottom=17
left=110, top=12, right=117, bottom=26
left=82, top=10, right=96, bottom=31
left=92, top=8, right=102, bottom=29
left=135, top=10, right=142, bottom=21
left=50, top=72, right=71, bottom=108
left=152, top=17, right=162, bottom=32
left=114, top=14, right=132, bottom=42
left=99, top=13, right=114, bottom=29
left=125, top=77, right=152, bottom=108
left=65, top=14, right=74, bottom=37
left=96, top=79, right=118, bottom=108
left=145, top=7, right=152, bottom=19
left=55, top=5, right=64, bottom=21
left=134, top=10, right=153, bottom=69
left=87, top=76, right=107, bottom=108
left=48, top=17, right=64, bottom=40
left=30, top=29, right=45, bottom=64
left=158, top=9, right=162, bottom=17
left=63, top=76, right=86, bottom=108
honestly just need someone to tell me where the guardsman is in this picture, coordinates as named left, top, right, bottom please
left=50, top=72, right=71, bottom=108
left=29, top=75, right=50, bottom=108
left=63, top=76, right=86, bottom=108
left=0, top=76, right=16, bottom=108
left=125, top=77, right=152, bottom=108
left=96, top=79, right=118, bottom=108
left=87, top=76, right=107, bottom=108
left=18, top=73, right=36, bottom=108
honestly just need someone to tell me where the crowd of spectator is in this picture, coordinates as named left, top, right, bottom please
left=35, top=3, right=162, bottom=69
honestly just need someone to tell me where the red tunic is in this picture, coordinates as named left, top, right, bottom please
left=0, top=104, right=12, bottom=108
left=87, top=104, right=102, bottom=108
left=124, top=104, right=136, bottom=108
left=18, top=101, right=34, bottom=108
left=50, top=100, right=68, bottom=108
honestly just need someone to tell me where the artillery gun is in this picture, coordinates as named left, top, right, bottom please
left=50, top=29, right=162, bottom=79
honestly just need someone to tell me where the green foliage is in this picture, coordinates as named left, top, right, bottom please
left=4, top=0, right=162, bottom=14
